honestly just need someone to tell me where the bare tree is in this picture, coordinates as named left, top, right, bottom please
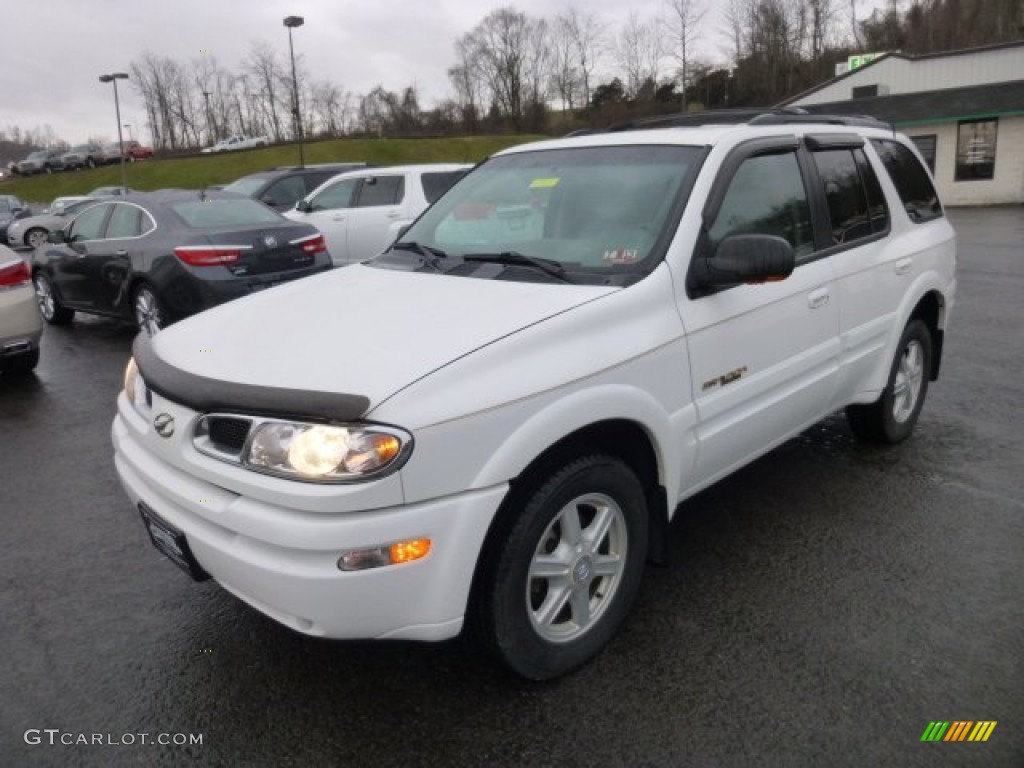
left=617, top=11, right=664, bottom=98
left=550, top=13, right=582, bottom=110
left=245, top=42, right=286, bottom=142
left=562, top=7, right=605, bottom=106
left=663, top=0, right=707, bottom=106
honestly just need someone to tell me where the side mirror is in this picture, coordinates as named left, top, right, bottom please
left=47, top=230, right=67, bottom=244
left=295, top=199, right=312, bottom=213
left=395, top=223, right=412, bottom=239
left=692, top=234, right=795, bottom=290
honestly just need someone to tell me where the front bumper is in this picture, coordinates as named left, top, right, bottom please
left=112, top=402, right=505, bottom=641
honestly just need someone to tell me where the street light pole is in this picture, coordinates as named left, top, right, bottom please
left=284, top=15, right=305, bottom=167
left=202, top=91, right=214, bottom=145
left=99, top=73, right=130, bottom=192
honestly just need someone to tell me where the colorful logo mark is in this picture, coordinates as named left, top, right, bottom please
left=921, top=721, right=997, bottom=742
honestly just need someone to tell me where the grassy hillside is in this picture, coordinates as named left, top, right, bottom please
left=1, top=135, right=544, bottom=204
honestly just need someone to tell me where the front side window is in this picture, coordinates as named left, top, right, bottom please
left=388, top=145, right=704, bottom=284
left=310, top=178, right=360, bottom=211
left=870, top=139, right=943, bottom=222
left=356, top=176, right=404, bottom=207
left=70, top=205, right=110, bottom=241
left=955, top=119, right=997, bottom=181
left=707, top=151, right=814, bottom=260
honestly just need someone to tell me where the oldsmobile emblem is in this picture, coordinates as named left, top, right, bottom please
left=263, top=235, right=278, bottom=248
left=153, top=413, right=175, bottom=438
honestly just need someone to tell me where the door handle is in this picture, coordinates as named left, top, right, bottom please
left=331, top=215, right=345, bottom=222
left=386, top=211, right=401, bottom=219
left=115, top=249, right=128, bottom=256
left=807, top=288, right=830, bottom=309
left=895, top=258, right=913, bottom=275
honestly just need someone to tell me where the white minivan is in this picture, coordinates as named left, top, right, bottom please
left=284, top=164, right=471, bottom=266
left=113, top=112, right=956, bottom=679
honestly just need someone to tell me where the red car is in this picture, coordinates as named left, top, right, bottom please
left=123, top=141, right=154, bottom=161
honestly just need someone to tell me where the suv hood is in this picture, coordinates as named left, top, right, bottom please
left=141, top=264, right=615, bottom=418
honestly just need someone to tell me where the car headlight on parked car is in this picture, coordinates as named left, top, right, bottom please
left=241, top=421, right=410, bottom=482
left=123, top=357, right=149, bottom=410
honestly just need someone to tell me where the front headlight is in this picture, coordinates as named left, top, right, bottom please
left=242, top=420, right=410, bottom=482
left=123, top=357, right=148, bottom=410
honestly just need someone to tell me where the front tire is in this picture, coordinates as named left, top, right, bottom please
left=846, top=318, right=932, bottom=444
left=34, top=272, right=74, bottom=325
left=25, top=228, right=48, bottom=250
left=474, top=455, right=648, bottom=680
left=1, top=348, right=40, bottom=375
left=133, top=284, right=165, bottom=335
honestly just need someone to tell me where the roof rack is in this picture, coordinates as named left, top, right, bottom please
left=602, top=107, right=891, bottom=133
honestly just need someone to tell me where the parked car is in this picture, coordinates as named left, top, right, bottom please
left=0, top=244, right=43, bottom=375
left=222, top=163, right=369, bottom=212
left=0, top=195, right=32, bottom=242
left=8, top=197, right=108, bottom=250
left=98, top=143, right=127, bottom=164
left=284, top=163, right=471, bottom=266
left=201, top=134, right=269, bottom=153
left=88, top=186, right=135, bottom=197
left=32, top=190, right=331, bottom=335
left=123, top=141, right=154, bottom=161
left=112, top=112, right=956, bottom=680
left=61, top=143, right=103, bottom=170
left=49, top=196, right=91, bottom=215
left=14, top=149, right=64, bottom=175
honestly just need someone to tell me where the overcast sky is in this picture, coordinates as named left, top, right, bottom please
left=4, top=0, right=879, bottom=146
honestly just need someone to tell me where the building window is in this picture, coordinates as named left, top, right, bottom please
left=955, top=119, right=997, bottom=181
left=909, top=135, right=937, bottom=175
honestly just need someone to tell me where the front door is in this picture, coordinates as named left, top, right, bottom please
left=680, top=142, right=840, bottom=490
left=344, top=174, right=406, bottom=263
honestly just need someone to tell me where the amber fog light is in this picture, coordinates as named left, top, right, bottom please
left=338, top=538, right=432, bottom=571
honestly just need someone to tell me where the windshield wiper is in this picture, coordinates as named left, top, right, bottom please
left=389, top=241, right=449, bottom=271
left=462, top=251, right=573, bottom=283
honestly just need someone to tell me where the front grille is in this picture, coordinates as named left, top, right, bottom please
left=207, top=416, right=252, bottom=452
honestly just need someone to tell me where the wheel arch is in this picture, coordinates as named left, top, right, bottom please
left=908, top=290, right=945, bottom=381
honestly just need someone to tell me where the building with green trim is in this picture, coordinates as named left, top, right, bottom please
left=782, top=41, right=1024, bottom=205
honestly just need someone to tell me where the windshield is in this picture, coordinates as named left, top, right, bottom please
left=223, top=177, right=269, bottom=196
left=382, top=145, right=704, bottom=284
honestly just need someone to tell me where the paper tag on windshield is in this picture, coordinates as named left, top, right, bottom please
left=530, top=178, right=560, bottom=189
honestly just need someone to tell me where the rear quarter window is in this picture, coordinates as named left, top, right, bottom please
left=421, top=171, right=468, bottom=204
left=870, top=139, right=943, bottom=223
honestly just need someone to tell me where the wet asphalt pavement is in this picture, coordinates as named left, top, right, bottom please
left=1, top=207, right=1021, bottom=768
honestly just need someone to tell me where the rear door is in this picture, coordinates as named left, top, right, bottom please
left=344, top=173, right=406, bottom=264
left=680, top=138, right=841, bottom=489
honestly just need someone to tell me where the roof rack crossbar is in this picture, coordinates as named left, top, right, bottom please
left=599, top=107, right=891, bottom=134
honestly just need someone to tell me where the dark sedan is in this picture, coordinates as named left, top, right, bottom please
left=31, top=190, right=332, bottom=335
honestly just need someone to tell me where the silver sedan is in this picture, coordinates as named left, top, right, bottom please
left=0, top=244, right=43, bottom=374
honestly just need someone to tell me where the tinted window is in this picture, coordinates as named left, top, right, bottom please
left=356, top=176, right=404, bottom=207
left=224, top=176, right=270, bottom=196
left=70, top=205, right=110, bottom=241
left=708, top=151, right=814, bottom=259
left=870, top=139, right=943, bottom=223
left=106, top=204, right=143, bottom=238
left=171, top=198, right=282, bottom=228
left=421, top=171, right=467, bottom=203
left=909, top=135, right=937, bottom=174
left=262, top=176, right=306, bottom=207
left=311, top=178, right=359, bottom=211
left=853, top=148, right=889, bottom=234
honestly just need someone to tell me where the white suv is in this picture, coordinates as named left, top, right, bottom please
left=113, top=111, right=955, bottom=680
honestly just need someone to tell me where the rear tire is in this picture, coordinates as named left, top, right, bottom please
left=473, top=455, right=648, bottom=680
left=33, top=272, right=74, bottom=325
left=846, top=319, right=932, bottom=444
left=1, top=348, right=40, bottom=375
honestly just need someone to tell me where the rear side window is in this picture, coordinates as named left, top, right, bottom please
left=356, top=176, right=404, bottom=207
left=811, top=148, right=889, bottom=245
left=870, top=139, right=943, bottom=223
left=421, top=171, right=467, bottom=204
left=262, top=176, right=306, bottom=208
left=106, top=204, right=143, bottom=238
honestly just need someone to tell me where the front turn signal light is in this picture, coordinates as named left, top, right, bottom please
left=338, top=538, right=432, bottom=571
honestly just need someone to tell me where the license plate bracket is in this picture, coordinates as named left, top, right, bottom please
left=138, top=503, right=210, bottom=582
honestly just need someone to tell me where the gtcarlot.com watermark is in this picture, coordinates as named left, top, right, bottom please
left=25, top=729, right=203, bottom=747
